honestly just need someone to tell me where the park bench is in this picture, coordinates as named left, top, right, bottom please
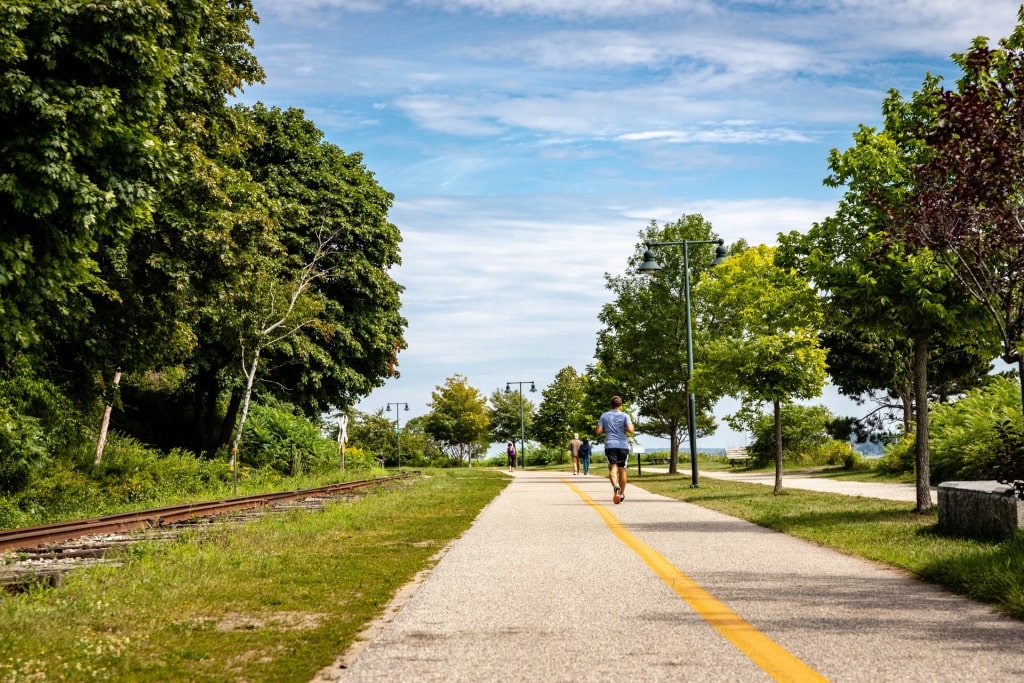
left=725, top=448, right=749, bottom=466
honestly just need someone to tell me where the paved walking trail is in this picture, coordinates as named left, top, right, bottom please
left=696, top=467, right=938, bottom=504
left=320, top=469, right=1023, bottom=682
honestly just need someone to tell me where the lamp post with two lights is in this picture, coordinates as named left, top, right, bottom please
left=505, top=381, right=535, bottom=468
left=386, top=402, right=409, bottom=469
left=638, top=238, right=727, bottom=488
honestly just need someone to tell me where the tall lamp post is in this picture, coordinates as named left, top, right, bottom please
left=505, top=381, right=535, bottom=468
left=386, top=402, right=409, bottom=469
left=639, top=238, right=727, bottom=488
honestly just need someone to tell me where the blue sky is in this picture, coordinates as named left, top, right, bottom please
left=240, top=1, right=1023, bottom=450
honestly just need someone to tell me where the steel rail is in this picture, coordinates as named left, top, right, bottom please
left=0, top=474, right=411, bottom=552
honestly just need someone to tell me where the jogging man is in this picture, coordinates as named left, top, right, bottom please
left=596, top=395, right=634, bottom=504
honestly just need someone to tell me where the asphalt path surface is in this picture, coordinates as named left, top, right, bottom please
left=320, top=469, right=1022, bottom=682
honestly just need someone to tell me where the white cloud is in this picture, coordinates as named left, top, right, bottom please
left=420, top=0, right=713, bottom=18
left=246, top=0, right=1024, bottom=446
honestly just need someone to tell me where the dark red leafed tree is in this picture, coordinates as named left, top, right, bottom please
left=904, top=15, right=1024, bottom=416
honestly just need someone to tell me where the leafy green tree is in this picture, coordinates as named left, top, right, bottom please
left=164, top=105, right=405, bottom=455
left=488, top=386, right=535, bottom=447
left=394, top=415, right=433, bottom=466
left=596, top=215, right=724, bottom=474
left=348, top=410, right=429, bottom=466
left=424, top=375, right=490, bottom=465
left=0, top=0, right=180, bottom=351
left=531, top=367, right=589, bottom=449
left=0, top=0, right=267, bottom=464
left=232, top=105, right=406, bottom=417
left=348, top=409, right=396, bottom=462
left=778, top=105, right=998, bottom=511
left=580, top=361, right=621, bottom=436
left=696, top=245, right=827, bottom=494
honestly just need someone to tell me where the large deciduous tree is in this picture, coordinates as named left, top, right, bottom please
left=0, top=0, right=267, bottom=463
left=596, top=215, right=722, bottom=474
left=531, top=367, right=588, bottom=449
left=175, top=105, right=406, bottom=455
left=778, top=103, right=996, bottom=511
left=696, top=245, right=827, bottom=494
left=0, top=0, right=178, bottom=351
left=232, top=105, right=406, bottom=417
left=488, top=386, right=535, bottom=448
left=424, top=375, right=490, bottom=465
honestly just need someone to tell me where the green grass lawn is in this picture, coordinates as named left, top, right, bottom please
left=0, top=469, right=508, bottom=682
left=633, top=472, right=1024, bottom=619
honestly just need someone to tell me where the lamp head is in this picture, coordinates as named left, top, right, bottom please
left=638, top=247, right=662, bottom=273
left=529, top=382, right=536, bottom=392
left=711, top=239, right=727, bottom=267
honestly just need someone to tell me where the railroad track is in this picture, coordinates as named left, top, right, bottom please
left=0, top=474, right=411, bottom=552
left=0, top=473, right=413, bottom=590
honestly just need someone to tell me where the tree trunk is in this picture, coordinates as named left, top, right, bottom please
left=338, top=415, right=348, bottom=472
left=913, top=334, right=932, bottom=513
left=94, top=368, right=122, bottom=466
left=1019, top=355, right=1024, bottom=421
left=229, top=350, right=261, bottom=466
left=668, top=428, right=680, bottom=475
left=773, top=398, right=783, bottom=494
left=900, top=391, right=914, bottom=434
left=219, top=388, right=243, bottom=451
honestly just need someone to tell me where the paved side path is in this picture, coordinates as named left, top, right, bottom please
left=324, top=471, right=1024, bottom=682
left=686, top=468, right=938, bottom=504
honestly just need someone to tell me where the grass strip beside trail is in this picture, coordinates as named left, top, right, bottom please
left=0, top=469, right=508, bottom=682
left=636, top=473, right=1024, bottom=619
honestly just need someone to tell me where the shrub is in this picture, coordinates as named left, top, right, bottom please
left=339, top=446, right=380, bottom=473
left=809, top=439, right=863, bottom=469
left=929, top=375, right=1024, bottom=483
left=17, top=461, right=103, bottom=522
left=241, top=400, right=336, bottom=475
left=522, top=444, right=558, bottom=467
left=877, top=434, right=915, bottom=475
left=0, top=358, right=88, bottom=494
left=744, top=404, right=833, bottom=465
left=0, top=496, right=27, bottom=529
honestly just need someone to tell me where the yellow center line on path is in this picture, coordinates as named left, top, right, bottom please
left=563, top=479, right=828, bottom=683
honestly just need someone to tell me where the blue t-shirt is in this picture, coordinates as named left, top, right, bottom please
left=598, top=409, right=632, bottom=449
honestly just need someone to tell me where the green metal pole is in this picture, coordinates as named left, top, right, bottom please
left=519, top=388, right=526, bottom=469
left=683, top=242, right=699, bottom=488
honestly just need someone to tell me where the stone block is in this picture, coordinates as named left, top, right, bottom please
left=937, top=481, right=1023, bottom=540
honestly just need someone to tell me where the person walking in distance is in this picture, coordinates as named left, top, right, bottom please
left=596, top=396, right=634, bottom=504
left=579, top=438, right=592, bottom=476
left=506, top=441, right=517, bottom=472
left=568, top=433, right=583, bottom=475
